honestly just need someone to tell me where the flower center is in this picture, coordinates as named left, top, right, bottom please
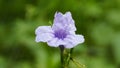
left=54, top=29, right=67, bottom=40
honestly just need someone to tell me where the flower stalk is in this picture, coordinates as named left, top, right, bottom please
left=59, top=47, right=74, bottom=68
left=59, top=47, right=85, bottom=68
left=59, top=45, right=65, bottom=68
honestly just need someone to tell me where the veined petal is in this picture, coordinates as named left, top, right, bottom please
left=54, top=12, right=63, bottom=18
left=52, top=12, right=76, bottom=31
left=64, top=12, right=76, bottom=31
left=52, top=12, right=64, bottom=30
left=47, top=38, right=66, bottom=47
left=64, top=12, right=71, bottom=18
left=35, top=33, right=54, bottom=42
left=67, top=23, right=76, bottom=31
left=64, top=12, right=73, bottom=23
left=64, top=34, right=85, bottom=48
left=56, top=39, right=66, bottom=46
left=35, top=26, right=54, bottom=42
left=47, top=38, right=59, bottom=47
left=35, top=26, right=53, bottom=35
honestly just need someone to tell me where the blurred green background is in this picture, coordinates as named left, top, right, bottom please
left=0, top=0, right=120, bottom=68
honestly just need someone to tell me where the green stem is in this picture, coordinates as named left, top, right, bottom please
left=70, top=48, right=74, bottom=54
left=59, top=45, right=65, bottom=68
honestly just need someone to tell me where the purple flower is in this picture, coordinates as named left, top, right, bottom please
left=35, top=12, right=84, bottom=48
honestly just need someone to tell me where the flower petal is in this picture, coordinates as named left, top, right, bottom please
left=35, top=33, right=54, bottom=42
left=67, top=23, right=76, bottom=31
left=64, top=12, right=72, bottom=19
left=57, top=39, right=67, bottom=46
left=35, top=26, right=54, bottom=42
left=64, top=35, right=85, bottom=48
left=52, top=12, right=76, bottom=31
left=47, top=34, right=84, bottom=48
left=64, top=12, right=76, bottom=31
left=47, top=38, right=59, bottom=47
left=47, top=38, right=66, bottom=47
left=35, top=26, right=53, bottom=35
left=54, top=12, right=63, bottom=18
left=64, top=12, right=73, bottom=23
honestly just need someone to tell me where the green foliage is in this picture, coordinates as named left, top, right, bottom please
left=0, top=0, right=120, bottom=68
